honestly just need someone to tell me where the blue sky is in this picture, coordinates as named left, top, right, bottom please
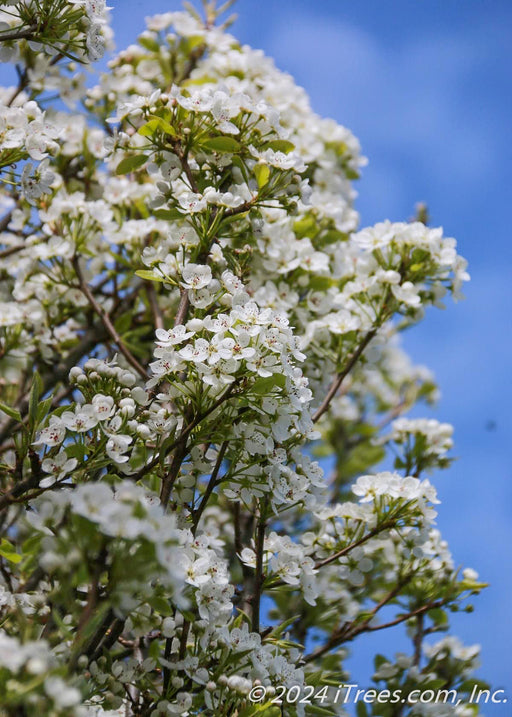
left=4, top=0, right=512, bottom=710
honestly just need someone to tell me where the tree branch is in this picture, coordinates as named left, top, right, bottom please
left=0, top=25, right=37, bottom=43
left=138, top=379, right=238, bottom=486
left=413, top=613, right=424, bottom=667
left=146, top=283, right=164, bottom=330
left=251, top=500, right=267, bottom=634
left=313, top=328, right=377, bottom=423
left=173, top=288, right=190, bottom=328
left=304, top=595, right=451, bottom=664
left=72, top=256, right=149, bottom=379
left=314, top=519, right=396, bottom=571
left=192, top=440, right=228, bottom=533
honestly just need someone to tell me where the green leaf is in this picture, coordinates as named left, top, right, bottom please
left=66, top=442, right=88, bottom=462
left=0, top=538, right=22, bottom=564
left=0, top=401, right=22, bottom=422
left=138, top=35, right=160, bottom=52
left=114, top=312, right=133, bottom=335
left=304, top=671, right=323, bottom=687
left=200, top=136, right=241, bottom=153
left=148, top=596, right=173, bottom=616
left=180, top=609, right=196, bottom=623
left=307, top=705, right=337, bottom=717
left=293, top=214, right=317, bottom=238
left=429, top=608, right=448, bottom=626
left=135, top=269, right=165, bottom=282
left=345, top=167, right=360, bottom=180
left=459, top=679, right=490, bottom=694
left=254, top=163, right=270, bottom=189
left=374, top=653, right=388, bottom=669
left=424, top=678, right=450, bottom=690
left=309, top=276, right=333, bottom=291
left=28, top=371, right=43, bottom=427
left=153, top=207, right=185, bottom=221
left=148, top=115, right=177, bottom=136
left=356, top=702, right=368, bottom=717
left=251, top=374, right=286, bottom=395
left=138, top=116, right=177, bottom=138
left=262, top=139, right=295, bottom=154
left=137, top=119, right=162, bottom=138
left=36, top=396, right=53, bottom=424
left=115, top=154, right=148, bottom=175
left=265, top=615, right=300, bottom=639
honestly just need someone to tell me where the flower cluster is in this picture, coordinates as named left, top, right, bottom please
left=0, top=3, right=486, bottom=716
left=0, top=631, right=82, bottom=714
left=388, top=417, right=454, bottom=455
left=26, top=482, right=186, bottom=618
left=0, top=0, right=111, bottom=63
left=372, top=637, right=483, bottom=717
left=382, top=417, right=455, bottom=473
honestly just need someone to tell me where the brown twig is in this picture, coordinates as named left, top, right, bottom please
left=304, top=595, right=451, bottom=664
left=232, top=502, right=254, bottom=613
left=72, top=256, right=149, bottom=379
left=0, top=244, right=27, bottom=259
left=413, top=613, right=424, bottom=667
left=0, top=25, right=37, bottom=43
left=174, top=288, right=189, bottom=327
left=314, top=519, right=396, bottom=571
left=0, top=449, right=42, bottom=511
left=159, top=436, right=189, bottom=508
left=192, top=440, right=229, bottom=533
left=313, top=328, right=377, bottom=423
left=139, top=379, right=238, bottom=486
left=146, top=283, right=164, bottom=330
left=251, top=499, right=268, bottom=634
left=0, top=211, right=13, bottom=234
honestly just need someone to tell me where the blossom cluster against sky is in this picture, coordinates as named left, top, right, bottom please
left=206, top=0, right=512, bottom=703
left=3, top=0, right=511, bottom=708
left=114, top=1, right=512, bottom=705
left=230, top=1, right=512, bottom=705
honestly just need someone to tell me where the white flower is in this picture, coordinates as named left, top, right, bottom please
left=325, top=310, right=361, bottom=335
left=179, top=338, right=210, bottom=363
left=21, top=160, right=55, bottom=204
left=168, top=691, right=193, bottom=714
left=33, top=417, right=66, bottom=446
left=352, top=473, right=391, bottom=502
left=352, top=222, right=396, bottom=250
left=45, top=676, right=81, bottom=708
left=61, top=404, right=98, bottom=432
left=85, top=0, right=110, bottom=19
left=210, top=90, right=242, bottom=135
left=40, top=452, right=78, bottom=487
left=390, top=417, right=454, bottom=456
left=249, top=145, right=305, bottom=172
left=159, top=156, right=182, bottom=183
left=181, top=263, right=212, bottom=290
left=155, top=324, right=194, bottom=346
left=106, top=434, right=133, bottom=463
left=86, top=23, right=106, bottom=61
left=92, top=394, right=115, bottom=420
left=391, top=281, right=421, bottom=307
left=178, top=192, right=207, bottom=213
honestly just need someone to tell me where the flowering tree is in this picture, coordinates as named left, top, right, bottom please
left=0, top=2, right=488, bottom=715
